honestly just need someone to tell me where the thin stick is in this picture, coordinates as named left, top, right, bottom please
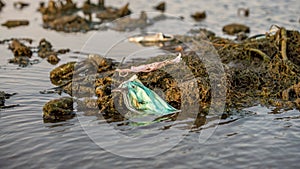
left=115, top=53, right=182, bottom=76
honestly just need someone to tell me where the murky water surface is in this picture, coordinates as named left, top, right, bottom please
left=1, top=0, right=300, bottom=168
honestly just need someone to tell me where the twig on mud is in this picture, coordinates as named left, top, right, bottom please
left=245, top=48, right=271, bottom=62
left=115, top=53, right=182, bottom=77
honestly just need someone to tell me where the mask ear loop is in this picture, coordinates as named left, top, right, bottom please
left=117, top=56, right=129, bottom=77
left=119, top=71, right=128, bottom=77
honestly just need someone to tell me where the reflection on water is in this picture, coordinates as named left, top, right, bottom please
left=1, top=0, right=300, bottom=168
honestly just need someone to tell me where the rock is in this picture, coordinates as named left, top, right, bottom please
left=9, top=39, right=32, bottom=57
left=191, top=11, right=206, bottom=21
left=43, top=97, right=75, bottom=122
left=39, top=38, right=53, bottom=50
left=6, top=39, right=33, bottom=66
left=154, top=2, right=165, bottom=12
left=37, top=38, right=68, bottom=64
left=222, top=23, right=250, bottom=35
left=50, top=62, right=76, bottom=86
left=37, top=38, right=55, bottom=58
left=1, top=20, right=29, bottom=28
left=47, top=54, right=60, bottom=65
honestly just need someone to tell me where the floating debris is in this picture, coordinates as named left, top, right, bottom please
left=1, top=20, right=29, bottom=28
left=128, top=32, right=174, bottom=43
left=222, top=23, right=250, bottom=35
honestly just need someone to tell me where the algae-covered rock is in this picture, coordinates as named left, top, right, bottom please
left=50, top=62, right=75, bottom=86
left=47, top=54, right=60, bottom=65
left=37, top=38, right=69, bottom=64
left=1, top=20, right=29, bottom=28
left=222, top=23, right=250, bottom=35
left=7, top=39, right=32, bottom=66
left=9, top=39, right=32, bottom=57
left=43, top=97, right=74, bottom=122
left=191, top=11, right=206, bottom=21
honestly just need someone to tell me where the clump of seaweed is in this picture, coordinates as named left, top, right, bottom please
left=45, top=27, right=300, bottom=123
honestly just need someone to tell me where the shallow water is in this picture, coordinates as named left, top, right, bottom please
left=1, top=0, right=300, bottom=168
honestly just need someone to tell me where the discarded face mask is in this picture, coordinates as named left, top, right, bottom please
left=128, top=32, right=174, bottom=43
left=112, top=75, right=180, bottom=117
